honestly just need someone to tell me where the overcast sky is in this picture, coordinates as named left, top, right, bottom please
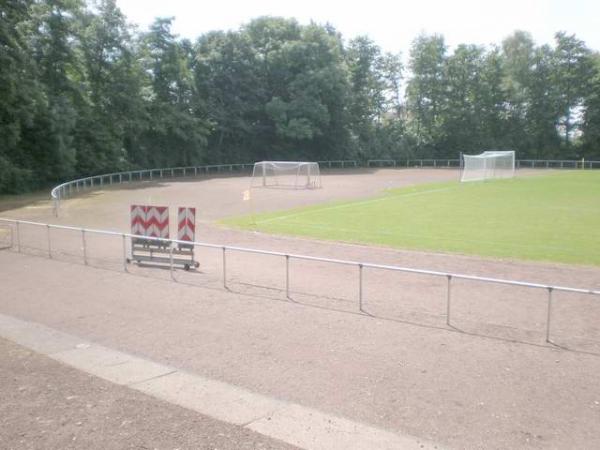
left=116, top=0, right=600, bottom=56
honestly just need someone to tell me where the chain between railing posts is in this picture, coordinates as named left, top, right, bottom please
left=285, top=254, right=290, bottom=298
left=81, top=229, right=87, bottom=265
left=122, top=234, right=127, bottom=272
left=46, top=224, right=52, bottom=258
left=546, top=287, right=553, bottom=343
left=446, top=275, right=452, bottom=326
left=358, top=263, right=364, bottom=312
left=222, top=246, right=227, bottom=288
left=15, top=221, right=21, bottom=252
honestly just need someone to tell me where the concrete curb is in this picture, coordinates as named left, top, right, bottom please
left=0, top=313, right=444, bottom=450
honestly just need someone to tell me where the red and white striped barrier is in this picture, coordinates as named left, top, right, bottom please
left=130, top=204, right=169, bottom=239
left=146, top=206, right=169, bottom=239
left=177, top=207, right=196, bottom=242
left=130, top=205, right=147, bottom=236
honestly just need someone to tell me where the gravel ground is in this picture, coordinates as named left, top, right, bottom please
left=0, top=337, right=298, bottom=450
left=1, top=167, right=600, bottom=449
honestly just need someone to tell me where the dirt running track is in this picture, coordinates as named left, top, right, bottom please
left=1, top=168, right=600, bottom=449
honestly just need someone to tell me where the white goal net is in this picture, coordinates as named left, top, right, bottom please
left=251, top=161, right=322, bottom=189
left=461, top=151, right=515, bottom=182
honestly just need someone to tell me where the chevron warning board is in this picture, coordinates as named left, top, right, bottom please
left=130, top=205, right=147, bottom=236
left=146, top=206, right=169, bottom=239
left=130, top=205, right=169, bottom=239
left=177, top=207, right=196, bottom=242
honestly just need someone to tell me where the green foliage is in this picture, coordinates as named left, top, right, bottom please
left=0, top=2, right=599, bottom=194
left=224, top=172, right=600, bottom=266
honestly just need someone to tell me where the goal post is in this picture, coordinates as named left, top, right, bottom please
left=251, top=161, right=322, bottom=189
left=460, top=151, right=515, bottom=182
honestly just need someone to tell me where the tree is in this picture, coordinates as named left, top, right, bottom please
left=552, top=32, right=593, bottom=148
left=139, top=17, right=210, bottom=167
left=406, top=34, right=446, bottom=157
left=0, top=0, right=43, bottom=192
left=77, top=0, right=145, bottom=174
left=26, top=0, right=87, bottom=182
left=581, top=54, right=600, bottom=158
left=441, top=44, right=486, bottom=152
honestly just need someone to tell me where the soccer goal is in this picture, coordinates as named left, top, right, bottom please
left=251, top=161, right=322, bottom=189
left=460, top=151, right=515, bottom=182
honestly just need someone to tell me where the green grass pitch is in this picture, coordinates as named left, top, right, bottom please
left=223, top=171, right=600, bottom=266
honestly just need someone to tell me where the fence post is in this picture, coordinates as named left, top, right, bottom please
left=122, top=234, right=128, bottom=272
left=169, top=241, right=175, bottom=281
left=15, top=221, right=21, bottom=252
left=546, top=287, right=553, bottom=343
left=358, top=263, right=364, bottom=312
left=222, top=246, right=227, bottom=289
left=81, top=229, right=87, bottom=265
left=47, top=224, right=52, bottom=258
left=285, top=254, right=290, bottom=298
left=446, top=275, right=452, bottom=326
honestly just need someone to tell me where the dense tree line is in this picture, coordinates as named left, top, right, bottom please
left=1, top=0, right=599, bottom=193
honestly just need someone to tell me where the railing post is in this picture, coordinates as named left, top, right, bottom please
left=15, top=221, right=21, bottom=252
left=169, top=241, right=175, bottom=281
left=358, top=263, right=364, bottom=312
left=122, top=234, right=128, bottom=272
left=222, top=246, right=227, bottom=288
left=285, top=254, right=290, bottom=298
left=446, top=275, right=452, bottom=326
left=546, top=287, right=553, bottom=343
left=46, top=224, right=52, bottom=258
left=81, top=229, right=87, bottom=265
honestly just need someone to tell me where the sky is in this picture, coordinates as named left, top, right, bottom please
left=116, top=0, right=600, bottom=56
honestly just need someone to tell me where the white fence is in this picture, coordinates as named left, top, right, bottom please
left=367, top=158, right=600, bottom=169
left=50, top=158, right=599, bottom=216
left=1, top=217, right=599, bottom=345
left=50, top=161, right=359, bottom=216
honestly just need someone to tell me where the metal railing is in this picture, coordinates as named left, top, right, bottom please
left=368, top=159, right=461, bottom=168
left=50, top=161, right=360, bottom=216
left=50, top=163, right=257, bottom=215
left=50, top=158, right=599, bottom=216
left=368, top=158, right=600, bottom=169
left=316, top=160, right=358, bottom=169
left=516, top=159, right=600, bottom=169
left=2, top=217, right=599, bottom=344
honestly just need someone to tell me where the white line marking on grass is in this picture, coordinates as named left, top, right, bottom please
left=256, top=186, right=458, bottom=225
left=0, top=313, right=444, bottom=450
